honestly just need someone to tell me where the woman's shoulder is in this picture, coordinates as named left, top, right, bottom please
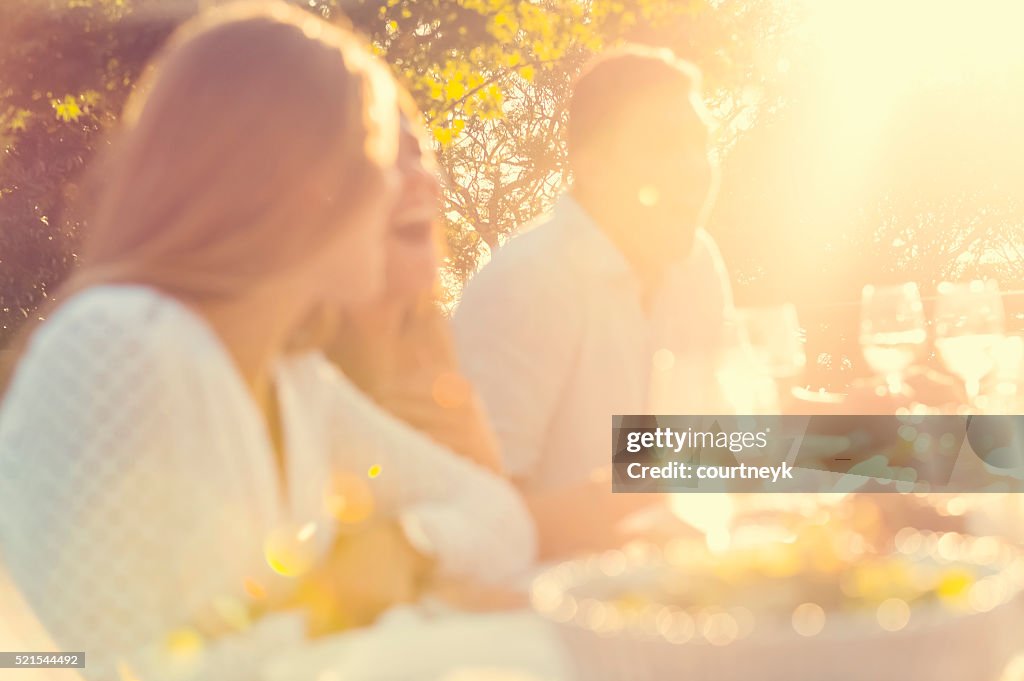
left=280, top=350, right=439, bottom=434
left=30, top=285, right=208, bottom=358
left=0, top=285, right=235, bottom=466
left=11, top=285, right=220, bottom=402
left=42, top=283, right=184, bottom=330
left=280, top=350, right=364, bottom=402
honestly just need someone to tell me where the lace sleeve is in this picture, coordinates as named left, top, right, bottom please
left=0, top=290, right=303, bottom=681
left=303, top=356, right=537, bottom=585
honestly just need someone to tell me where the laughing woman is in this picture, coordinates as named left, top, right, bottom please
left=0, top=4, right=535, bottom=681
left=326, top=92, right=503, bottom=474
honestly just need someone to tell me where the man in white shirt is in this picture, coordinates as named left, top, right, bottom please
left=452, top=46, right=734, bottom=557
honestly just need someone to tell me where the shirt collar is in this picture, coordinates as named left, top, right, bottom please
left=557, top=194, right=639, bottom=287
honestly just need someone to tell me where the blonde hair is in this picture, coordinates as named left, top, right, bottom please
left=78, top=0, right=399, bottom=299
left=396, top=86, right=449, bottom=302
left=0, top=1, right=399, bottom=392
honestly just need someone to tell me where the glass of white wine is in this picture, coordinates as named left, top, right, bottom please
left=736, top=304, right=807, bottom=410
left=933, top=280, right=1005, bottom=409
left=715, top=318, right=781, bottom=414
left=859, top=282, right=927, bottom=396
left=737, top=303, right=806, bottom=411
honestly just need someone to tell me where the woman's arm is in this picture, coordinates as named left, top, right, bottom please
left=329, top=301, right=503, bottom=473
left=313, top=355, right=537, bottom=584
left=0, top=296, right=304, bottom=681
left=289, top=520, right=432, bottom=636
left=377, top=304, right=503, bottom=472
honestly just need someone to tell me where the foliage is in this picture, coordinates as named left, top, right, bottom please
left=709, top=35, right=1024, bottom=387
left=342, top=0, right=791, bottom=287
left=0, top=0, right=790, bottom=343
left=4, top=0, right=1023, bottom=389
left=0, top=0, right=180, bottom=343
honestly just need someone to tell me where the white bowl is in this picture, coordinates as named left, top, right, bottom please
left=532, top=536, right=1024, bottom=681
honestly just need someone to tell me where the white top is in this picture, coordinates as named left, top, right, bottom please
left=453, top=195, right=734, bottom=491
left=0, top=285, right=536, bottom=681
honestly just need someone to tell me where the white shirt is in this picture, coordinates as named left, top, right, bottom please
left=0, top=285, right=536, bottom=681
left=453, top=195, right=734, bottom=492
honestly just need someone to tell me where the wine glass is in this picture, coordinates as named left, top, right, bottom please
left=933, top=280, right=1005, bottom=409
left=715, top=318, right=780, bottom=414
left=737, top=304, right=807, bottom=380
left=732, top=305, right=806, bottom=412
left=859, top=283, right=927, bottom=396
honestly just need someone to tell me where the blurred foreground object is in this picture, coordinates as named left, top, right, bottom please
left=533, top=495, right=1024, bottom=681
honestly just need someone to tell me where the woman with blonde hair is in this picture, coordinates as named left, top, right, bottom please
left=0, top=3, right=535, bottom=680
left=326, top=90, right=502, bottom=473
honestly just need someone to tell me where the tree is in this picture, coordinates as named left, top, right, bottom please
left=0, top=0, right=791, bottom=343
left=0, top=0, right=181, bottom=345
left=344, top=0, right=792, bottom=287
left=709, top=29, right=1024, bottom=388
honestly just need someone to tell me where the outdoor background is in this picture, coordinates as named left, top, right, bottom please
left=3, top=0, right=1024, bottom=390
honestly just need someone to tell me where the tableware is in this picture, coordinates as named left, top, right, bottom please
left=716, top=305, right=806, bottom=415
left=859, top=283, right=926, bottom=396
left=737, top=305, right=807, bottom=380
left=934, top=280, right=1005, bottom=410
left=534, top=524, right=1024, bottom=681
left=715, top=319, right=780, bottom=414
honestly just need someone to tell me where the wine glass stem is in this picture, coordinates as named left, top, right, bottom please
left=885, top=373, right=903, bottom=395
left=965, top=378, right=981, bottom=409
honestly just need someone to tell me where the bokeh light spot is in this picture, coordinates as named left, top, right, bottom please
left=323, top=472, right=375, bottom=525
left=165, top=627, right=203, bottom=659
left=264, top=524, right=318, bottom=578
left=638, top=185, right=660, bottom=207
left=243, top=577, right=267, bottom=601
left=432, top=371, right=471, bottom=409
left=876, top=598, right=911, bottom=631
left=792, top=602, right=825, bottom=637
